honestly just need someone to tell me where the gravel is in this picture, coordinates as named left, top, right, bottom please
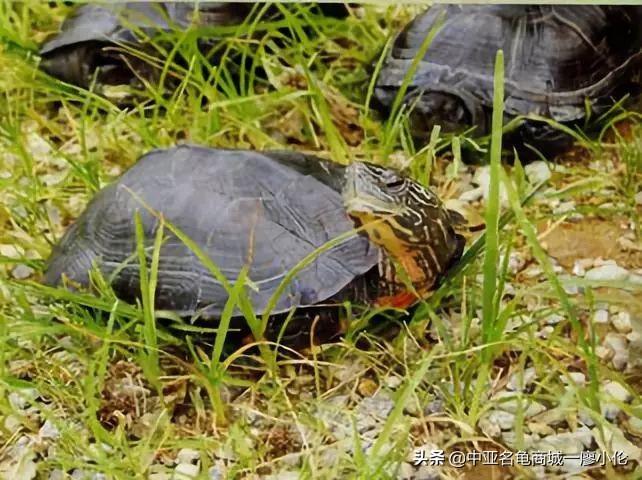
left=525, top=161, right=551, bottom=184
left=603, top=333, right=629, bottom=370
left=612, top=311, right=632, bottom=333
left=585, top=264, right=631, bottom=282
left=592, top=309, right=609, bottom=324
left=173, top=463, right=200, bottom=479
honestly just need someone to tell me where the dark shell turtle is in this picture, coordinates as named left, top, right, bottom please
left=40, top=2, right=351, bottom=88
left=374, top=5, right=642, bottom=158
left=39, top=2, right=252, bottom=87
left=44, top=146, right=464, bottom=343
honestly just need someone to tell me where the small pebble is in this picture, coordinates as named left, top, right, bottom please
left=484, top=410, right=516, bottom=431
left=459, top=187, right=483, bottom=202
left=544, top=314, right=564, bottom=325
left=627, top=416, right=642, bottom=436
left=176, top=448, right=200, bottom=465
left=537, top=326, right=554, bottom=339
left=612, top=311, right=632, bottom=333
left=507, top=367, right=536, bottom=391
left=474, top=166, right=509, bottom=207
left=263, top=473, right=300, bottom=480
left=603, top=333, right=628, bottom=370
left=383, top=375, right=403, bottom=389
left=414, top=465, right=440, bottom=480
left=39, top=420, right=59, bottom=440
left=585, top=264, right=630, bottom=282
left=523, top=266, right=543, bottom=278
left=626, top=331, right=641, bottom=343
left=602, top=381, right=632, bottom=403
left=594, top=424, right=642, bottom=462
left=592, top=309, right=609, bottom=324
left=4, top=415, right=21, bottom=431
left=49, top=470, right=65, bottom=480
left=572, top=261, right=586, bottom=277
left=525, top=161, right=551, bottom=184
left=578, top=409, right=596, bottom=428
left=173, top=463, right=200, bottom=479
left=595, top=345, right=613, bottom=361
left=11, top=264, right=34, bottom=280
left=207, top=462, right=226, bottom=480
left=397, top=462, right=415, bottom=479
left=562, top=372, right=586, bottom=386
left=552, top=200, right=575, bottom=215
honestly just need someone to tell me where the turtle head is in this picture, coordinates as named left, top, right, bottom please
left=410, top=90, right=474, bottom=135
left=343, top=162, right=465, bottom=296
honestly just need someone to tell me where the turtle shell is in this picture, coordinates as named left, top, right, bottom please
left=39, top=2, right=251, bottom=86
left=39, top=2, right=350, bottom=87
left=40, top=2, right=249, bottom=55
left=44, top=146, right=379, bottom=318
left=375, top=5, right=642, bottom=124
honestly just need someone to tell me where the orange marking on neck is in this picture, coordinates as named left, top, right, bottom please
left=375, top=291, right=419, bottom=309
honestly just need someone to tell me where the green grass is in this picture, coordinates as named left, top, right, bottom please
left=0, top=2, right=641, bottom=479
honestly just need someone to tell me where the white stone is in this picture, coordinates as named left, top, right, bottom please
left=173, top=463, right=200, bottom=479
left=176, top=448, right=200, bottom=465
left=525, top=161, right=551, bottom=184
left=635, top=191, right=642, bottom=206
left=562, top=372, right=586, bottom=386
left=486, top=410, right=515, bottom=430
left=474, top=166, right=508, bottom=207
left=578, top=409, right=596, bottom=428
left=48, top=470, right=65, bottom=480
left=594, top=424, right=642, bottom=463
left=207, top=466, right=225, bottom=480
left=499, top=252, right=526, bottom=275
left=478, top=415, right=501, bottom=438
left=536, top=326, right=554, bottom=339
left=628, top=416, right=642, bottom=436
left=397, top=462, right=415, bottom=479
left=612, top=311, right=632, bottom=333
left=585, top=264, right=630, bottom=282
left=572, top=261, right=586, bottom=277
left=538, top=428, right=592, bottom=454
left=414, top=465, right=440, bottom=480
left=8, top=389, right=39, bottom=410
left=38, top=420, right=59, bottom=440
left=4, top=415, right=21, bottom=431
left=592, top=309, right=609, bottom=324
left=523, top=266, right=543, bottom=278
left=595, top=345, right=613, bottom=361
left=263, top=472, right=300, bottom=480
left=507, top=367, right=536, bottom=391
left=552, top=200, right=575, bottom=215
left=0, top=244, right=22, bottom=258
left=383, top=375, right=403, bottom=389
left=603, top=333, right=628, bottom=370
left=544, top=314, right=565, bottom=325
left=459, top=187, right=483, bottom=202
left=12, top=264, right=34, bottom=280
left=602, top=381, right=632, bottom=403
left=626, top=331, right=641, bottom=343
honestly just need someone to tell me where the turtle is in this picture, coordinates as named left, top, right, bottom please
left=373, top=5, right=642, bottom=158
left=39, top=2, right=252, bottom=87
left=40, top=2, right=351, bottom=88
left=44, top=145, right=465, bottom=345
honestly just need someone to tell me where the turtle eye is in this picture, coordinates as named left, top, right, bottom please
left=386, top=179, right=406, bottom=189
